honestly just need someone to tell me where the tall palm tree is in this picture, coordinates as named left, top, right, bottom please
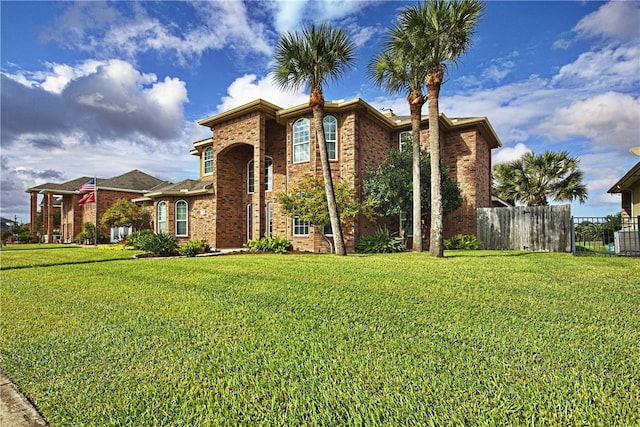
left=369, top=28, right=429, bottom=251
left=493, top=150, right=588, bottom=206
left=397, top=0, right=484, bottom=257
left=272, top=23, right=355, bottom=256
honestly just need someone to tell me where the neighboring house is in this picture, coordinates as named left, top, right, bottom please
left=137, top=98, right=502, bottom=252
left=26, top=170, right=168, bottom=243
left=608, top=161, right=640, bottom=221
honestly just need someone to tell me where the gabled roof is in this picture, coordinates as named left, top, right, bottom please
left=98, top=170, right=169, bottom=192
left=608, top=162, right=640, bottom=193
left=25, top=170, right=167, bottom=194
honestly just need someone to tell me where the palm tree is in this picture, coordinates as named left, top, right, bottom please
left=369, top=27, right=429, bottom=251
left=396, top=0, right=484, bottom=257
left=493, top=150, right=588, bottom=206
left=272, top=23, right=355, bottom=256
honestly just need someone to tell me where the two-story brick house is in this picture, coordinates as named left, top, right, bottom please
left=138, top=98, right=501, bottom=252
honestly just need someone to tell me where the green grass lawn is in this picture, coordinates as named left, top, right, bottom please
left=1, top=249, right=638, bottom=425
left=0, top=244, right=141, bottom=269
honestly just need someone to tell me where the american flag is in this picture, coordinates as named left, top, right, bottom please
left=78, top=178, right=96, bottom=193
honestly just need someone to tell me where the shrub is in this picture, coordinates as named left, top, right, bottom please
left=355, top=227, right=405, bottom=254
left=179, top=239, right=211, bottom=257
left=123, top=230, right=153, bottom=250
left=443, top=234, right=482, bottom=250
left=138, top=232, right=179, bottom=256
left=244, top=234, right=292, bottom=254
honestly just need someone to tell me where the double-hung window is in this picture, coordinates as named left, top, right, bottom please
left=176, top=200, right=188, bottom=236
left=399, top=131, right=412, bottom=151
left=293, top=216, right=310, bottom=236
left=293, top=118, right=310, bottom=163
left=323, top=116, right=338, bottom=160
left=157, top=201, right=167, bottom=233
left=203, top=147, right=213, bottom=175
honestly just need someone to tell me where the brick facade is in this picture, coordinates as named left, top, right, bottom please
left=137, top=98, right=501, bottom=252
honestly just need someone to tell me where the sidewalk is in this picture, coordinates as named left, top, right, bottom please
left=0, top=370, right=48, bottom=426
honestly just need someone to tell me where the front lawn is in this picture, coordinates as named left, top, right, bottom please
left=1, top=250, right=638, bottom=425
left=0, top=245, right=141, bottom=269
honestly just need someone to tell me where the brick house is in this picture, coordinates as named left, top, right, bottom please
left=26, top=170, right=168, bottom=243
left=139, top=98, right=501, bottom=252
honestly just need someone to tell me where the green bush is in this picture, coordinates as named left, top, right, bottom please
left=138, top=232, right=179, bottom=256
left=123, top=230, right=153, bottom=250
left=443, top=234, right=482, bottom=250
left=244, top=234, right=292, bottom=254
left=179, top=239, right=211, bottom=257
left=355, top=227, right=405, bottom=253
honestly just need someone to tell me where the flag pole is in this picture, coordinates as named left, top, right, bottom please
left=94, top=176, right=98, bottom=246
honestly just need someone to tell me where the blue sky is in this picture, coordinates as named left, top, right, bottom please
left=1, top=0, right=639, bottom=223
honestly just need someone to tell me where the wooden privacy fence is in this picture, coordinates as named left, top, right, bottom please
left=477, top=205, right=571, bottom=252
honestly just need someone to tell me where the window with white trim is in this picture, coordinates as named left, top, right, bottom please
left=323, top=116, right=338, bottom=160
left=247, top=160, right=255, bottom=193
left=246, top=204, right=253, bottom=241
left=176, top=200, right=188, bottom=236
left=157, top=201, right=167, bottom=233
left=266, top=203, right=273, bottom=236
left=293, top=118, right=310, bottom=163
left=265, top=157, right=273, bottom=191
left=293, top=216, right=310, bottom=236
left=399, top=131, right=412, bottom=151
left=203, top=147, right=213, bottom=174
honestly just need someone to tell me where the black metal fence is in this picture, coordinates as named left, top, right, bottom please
left=571, top=216, right=640, bottom=256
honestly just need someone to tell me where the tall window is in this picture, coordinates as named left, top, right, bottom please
left=248, top=157, right=273, bottom=193
left=266, top=203, right=273, bottom=236
left=247, top=160, right=255, bottom=193
left=203, top=147, right=213, bottom=174
left=246, top=204, right=253, bottom=241
left=399, top=131, right=412, bottom=151
left=176, top=200, right=188, bottom=236
left=323, top=116, right=338, bottom=160
left=265, top=157, right=273, bottom=191
left=157, top=201, right=167, bottom=233
left=293, top=118, right=310, bottom=163
left=293, top=216, right=310, bottom=236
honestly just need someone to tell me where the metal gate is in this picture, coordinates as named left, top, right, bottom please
left=571, top=216, right=640, bottom=256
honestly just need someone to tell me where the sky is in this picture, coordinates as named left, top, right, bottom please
left=1, top=0, right=639, bottom=223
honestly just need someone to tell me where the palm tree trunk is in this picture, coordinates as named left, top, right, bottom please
left=311, top=89, right=346, bottom=256
left=409, top=92, right=424, bottom=252
left=427, top=67, right=444, bottom=258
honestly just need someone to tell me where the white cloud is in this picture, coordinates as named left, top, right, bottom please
left=216, top=74, right=309, bottom=113
left=537, top=92, right=640, bottom=152
left=43, top=2, right=272, bottom=67
left=551, top=43, right=640, bottom=90
left=492, top=143, right=531, bottom=165
left=573, top=1, right=640, bottom=42
left=272, top=0, right=308, bottom=34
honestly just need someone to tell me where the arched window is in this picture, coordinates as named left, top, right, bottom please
left=203, top=147, right=213, bottom=174
left=265, top=157, right=273, bottom=191
left=323, top=116, right=338, bottom=160
left=176, top=200, right=188, bottom=236
left=157, top=201, right=167, bottom=233
left=293, top=118, right=310, bottom=163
